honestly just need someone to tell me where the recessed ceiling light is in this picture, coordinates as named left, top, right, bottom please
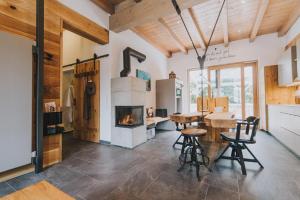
left=241, top=0, right=246, bottom=4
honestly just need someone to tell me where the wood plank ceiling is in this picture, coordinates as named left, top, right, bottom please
left=93, top=0, right=300, bottom=57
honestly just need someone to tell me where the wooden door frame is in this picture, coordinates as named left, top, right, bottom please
left=60, top=23, right=101, bottom=143
left=207, top=61, right=259, bottom=118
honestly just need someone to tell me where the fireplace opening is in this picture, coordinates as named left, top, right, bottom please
left=115, top=106, right=144, bottom=128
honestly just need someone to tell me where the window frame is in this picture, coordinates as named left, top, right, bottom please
left=188, top=61, right=259, bottom=119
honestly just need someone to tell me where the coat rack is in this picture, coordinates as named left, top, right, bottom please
left=62, top=53, right=109, bottom=68
left=62, top=53, right=109, bottom=78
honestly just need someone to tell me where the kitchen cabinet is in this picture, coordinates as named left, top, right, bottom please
left=267, top=104, right=300, bottom=156
left=278, top=46, right=297, bottom=86
left=297, top=39, right=300, bottom=79
left=156, top=79, right=183, bottom=130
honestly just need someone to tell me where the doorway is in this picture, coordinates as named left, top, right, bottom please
left=61, top=30, right=101, bottom=157
left=189, top=62, right=259, bottom=119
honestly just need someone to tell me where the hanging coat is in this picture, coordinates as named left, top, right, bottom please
left=83, top=81, right=96, bottom=120
left=65, top=85, right=74, bottom=123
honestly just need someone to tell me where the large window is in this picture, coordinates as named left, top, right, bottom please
left=188, top=62, right=258, bottom=118
left=189, top=69, right=208, bottom=112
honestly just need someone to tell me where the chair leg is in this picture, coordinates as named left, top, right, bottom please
left=192, top=138, right=200, bottom=181
left=231, top=148, right=236, bottom=159
left=195, top=138, right=211, bottom=172
left=180, top=136, right=187, bottom=154
left=215, top=143, right=231, bottom=162
left=178, top=147, right=189, bottom=172
left=243, top=144, right=264, bottom=168
left=173, top=134, right=183, bottom=148
left=236, top=146, right=247, bottom=175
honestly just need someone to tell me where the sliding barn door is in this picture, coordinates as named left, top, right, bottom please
left=73, top=60, right=100, bottom=143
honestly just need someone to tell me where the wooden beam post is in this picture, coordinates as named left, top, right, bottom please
left=158, top=18, right=188, bottom=54
left=91, top=0, right=114, bottom=14
left=278, top=1, right=300, bottom=37
left=250, top=0, right=269, bottom=42
left=131, top=28, right=172, bottom=58
left=222, top=0, right=229, bottom=47
left=47, top=0, right=109, bottom=45
left=35, top=0, right=44, bottom=173
left=110, top=0, right=209, bottom=32
left=187, top=8, right=206, bottom=49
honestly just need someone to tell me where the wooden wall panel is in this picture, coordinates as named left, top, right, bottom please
left=73, top=61, right=100, bottom=143
left=264, top=65, right=297, bottom=105
left=0, top=0, right=108, bottom=168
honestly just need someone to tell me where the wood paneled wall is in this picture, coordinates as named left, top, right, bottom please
left=0, top=0, right=109, bottom=106
left=264, top=65, right=297, bottom=105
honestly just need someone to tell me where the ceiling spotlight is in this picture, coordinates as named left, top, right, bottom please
left=241, top=0, right=246, bottom=4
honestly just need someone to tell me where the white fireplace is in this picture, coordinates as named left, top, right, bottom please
left=111, top=77, right=147, bottom=148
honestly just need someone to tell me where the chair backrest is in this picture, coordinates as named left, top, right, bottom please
left=214, top=97, right=229, bottom=112
left=245, top=116, right=260, bottom=141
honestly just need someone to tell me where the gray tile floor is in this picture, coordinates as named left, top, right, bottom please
left=1, top=130, right=299, bottom=200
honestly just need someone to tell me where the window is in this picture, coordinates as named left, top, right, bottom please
left=189, top=69, right=208, bottom=112
left=188, top=62, right=258, bottom=118
left=220, top=67, right=242, bottom=119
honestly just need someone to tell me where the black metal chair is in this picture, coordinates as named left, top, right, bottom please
left=214, top=116, right=264, bottom=175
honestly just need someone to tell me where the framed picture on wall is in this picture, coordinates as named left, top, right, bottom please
left=136, top=69, right=151, bottom=91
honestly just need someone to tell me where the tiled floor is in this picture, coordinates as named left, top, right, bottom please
left=1, top=130, right=299, bottom=200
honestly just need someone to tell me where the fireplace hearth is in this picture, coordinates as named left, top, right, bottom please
left=116, top=106, right=144, bottom=128
left=111, top=77, right=147, bottom=149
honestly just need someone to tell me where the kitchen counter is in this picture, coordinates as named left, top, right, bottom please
left=267, top=104, right=300, bottom=157
left=268, top=104, right=300, bottom=107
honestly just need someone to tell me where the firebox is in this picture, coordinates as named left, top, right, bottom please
left=115, top=106, right=144, bottom=128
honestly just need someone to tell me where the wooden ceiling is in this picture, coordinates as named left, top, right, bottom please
left=92, top=0, right=300, bottom=57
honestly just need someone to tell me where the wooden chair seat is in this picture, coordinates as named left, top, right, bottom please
left=181, top=128, right=207, bottom=136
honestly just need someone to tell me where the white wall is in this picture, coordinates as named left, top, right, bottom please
left=63, top=30, right=97, bottom=66
left=168, top=33, right=286, bottom=129
left=94, top=30, right=168, bottom=142
left=59, top=0, right=168, bottom=142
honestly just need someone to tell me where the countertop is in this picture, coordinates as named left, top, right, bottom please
left=267, top=104, right=300, bottom=107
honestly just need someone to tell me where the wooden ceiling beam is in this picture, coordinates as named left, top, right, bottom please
left=91, top=0, right=114, bottom=14
left=187, top=8, right=206, bottom=49
left=47, top=0, right=109, bottom=44
left=250, top=0, right=269, bottom=42
left=222, top=0, right=229, bottom=47
left=131, top=28, right=172, bottom=58
left=110, top=0, right=209, bottom=33
left=278, top=1, right=300, bottom=37
left=158, top=18, right=188, bottom=54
